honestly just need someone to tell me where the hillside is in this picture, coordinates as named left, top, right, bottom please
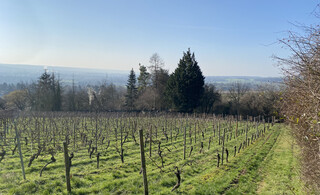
left=0, top=115, right=304, bottom=194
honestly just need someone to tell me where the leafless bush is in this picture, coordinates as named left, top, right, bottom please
left=276, top=22, right=320, bottom=191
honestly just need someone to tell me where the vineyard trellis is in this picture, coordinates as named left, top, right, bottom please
left=0, top=110, right=274, bottom=194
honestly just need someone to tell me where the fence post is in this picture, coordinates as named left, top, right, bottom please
left=139, top=129, right=148, bottom=195
left=63, top=142, right=71, bottom=193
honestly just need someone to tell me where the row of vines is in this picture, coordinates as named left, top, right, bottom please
left=0, top=111, right=275, bottom=194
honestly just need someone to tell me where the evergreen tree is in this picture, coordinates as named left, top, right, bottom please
left=137, top=63, right=150, bottom=93
left=35, top=71, right=62, bottom=111
left=166, top=49, right=205, bottom=112
left=125, top=69, right=138, bottom=111
left=154, top=68, right=169, bottom=110
left=37, top=71, right=54, bottom=111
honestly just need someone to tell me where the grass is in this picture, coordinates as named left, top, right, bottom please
left=0, top=117, right=305, bottom=194
left=185, top=124, right=305, bottom=195
left=257, top=125, right=304, bottom=194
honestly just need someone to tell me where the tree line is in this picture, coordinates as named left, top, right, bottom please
left=0, top=49, right=280, bottom=117
left=125, top=49, right=280, bottom=116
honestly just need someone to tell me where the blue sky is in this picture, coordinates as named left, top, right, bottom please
left=0, top=0, right=318, bottom=76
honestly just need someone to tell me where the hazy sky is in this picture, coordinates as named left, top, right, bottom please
left=0, top=0, right=318, bottom=76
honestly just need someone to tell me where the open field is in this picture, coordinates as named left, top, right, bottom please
left=0, top=113, right=303, bottom=194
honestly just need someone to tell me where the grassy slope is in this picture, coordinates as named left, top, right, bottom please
left=257, top=125, right=304, bottom=194
left=0, top=124, right=304, bottom=194
left=182, top=124, right=304, bottom=195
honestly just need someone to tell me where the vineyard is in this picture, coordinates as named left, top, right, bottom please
left=0, top=112, right=303, bottom=194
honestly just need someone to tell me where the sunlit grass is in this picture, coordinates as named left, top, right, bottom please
left=0, top=121, right=304, bottom=194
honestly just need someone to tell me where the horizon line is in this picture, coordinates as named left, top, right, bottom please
left=0, top=63, right=282, bottom=78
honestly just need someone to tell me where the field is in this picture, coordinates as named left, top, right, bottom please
left=0, top=113, right=303, bottom=194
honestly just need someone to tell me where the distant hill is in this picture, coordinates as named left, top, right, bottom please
left=0, top=64, right=129, bottom=86
left=205, top=76, right=283, bottom=91
left=0, top=63, right=282, bottom=89
left=205, top=76, right=282, bottom=83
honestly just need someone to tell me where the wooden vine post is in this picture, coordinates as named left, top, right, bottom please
left=97, top=153, right=100, bottom=169
left=218, top=120, right=221, bottom=145
left=139, top=129, right=148, bottom=195
left=149, top=126, right=152, bottom=157
left=63, top=142, right=71, bottom=193
left=256, top=122, right=259, bottom=138
left=221, top=128, right=225, bottom=165
left=194, top=122, right=197, bottom=144
left=95, top=116, right=98, bottom=152
left=272, top=116, right=274, bottom=126
left=236, top=118, right=238, bottom=137
left=183, top=127, right=186, bottom=160
left=15, top=121, right=26, bottom=180
left=226, top=148, right=229, bottom=163
left=3, top=119, right=6, bottom=145
left=73, top=121, right=76, bottom=152
left=246, top=119, right=248, bottom=146
left=217, top=153, right=220, bottom=167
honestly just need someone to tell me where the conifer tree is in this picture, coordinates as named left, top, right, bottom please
left=35, top=71, right=62, bottom=111
left=37, top=71, right=54, bottom=111
left=166, top=49, right=204, bottom=112
left=125, top=68, right=138, bottom=111
left=137, top=63, right=150, bottom=93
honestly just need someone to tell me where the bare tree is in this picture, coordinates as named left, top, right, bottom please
left=0, top=97, right=7, bottom=110
left=148, top=53, right=164, bottom=77
left=3, top=90, right=28, bottom=110
left=135, top=88, right=155, bottom=111
left=240, top=84, right=280, bottom=117
left=228, top=82, right=249, bottom=118
left=148, top=53, right=168, bottom=110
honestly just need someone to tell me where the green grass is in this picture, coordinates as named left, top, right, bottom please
left=181, top=124, right=305, bottom=195
left=0, top=117, right=305, bottom=194
left=257, top=125, right=304, bottom=194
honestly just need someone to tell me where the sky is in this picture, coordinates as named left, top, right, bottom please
left=0, top=0, right=319, bottom=77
